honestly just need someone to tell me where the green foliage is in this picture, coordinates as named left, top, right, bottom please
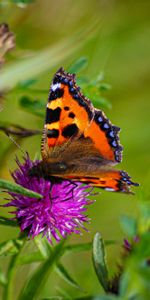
left=17, top=79, right=37, bottom=89
left=0, top=216, right=17, bottom=227
left=11, top=0, right=34, bottom=5
left=18, top=240, right=65, bottom=300
left=0, top=179, right=42, bottom=199
left=68, top=57, right=88, bottom=74
left=92, top=233, right=109, bottom=292
left=0, top=238, right=23, bottom=257
left=55, top=263, right=81, bottom=291
left=0, top=48, right=147, bottom=299
left=0, top=1, right=149, bottom=298
left=0, top=51, right=146, bottom=299
left=80, top=74, right=112, bottom=110
left=19, top=96, right=45, bottom=117
left=92, top=199, right=150, bottom=300
left=120, top=215, right=137, bottom=238
left=0, top=268, right=7, bottom=286
left=0, top=21, right=99, bottom=91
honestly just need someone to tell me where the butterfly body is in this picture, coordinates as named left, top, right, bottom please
left=32, top=68, right=139, bottom=193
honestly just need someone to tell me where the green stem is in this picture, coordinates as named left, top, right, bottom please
left=3, top=237, right=25, bottom=300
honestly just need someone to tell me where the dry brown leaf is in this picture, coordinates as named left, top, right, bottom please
left=0, top=23, right=15, bottom=66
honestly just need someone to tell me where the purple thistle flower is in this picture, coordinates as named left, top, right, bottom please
left=4, top=155, right=94, bottom=243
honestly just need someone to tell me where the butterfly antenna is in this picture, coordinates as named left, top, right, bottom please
left=6, top=133, right=26, bottom=155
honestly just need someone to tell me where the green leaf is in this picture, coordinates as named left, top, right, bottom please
left=98, top=83, right=111, bottom=91
left=97, top=296, right=119, bottom=300
left=119, top=233, right=150, bottom=299
left=41, top=296, right=119, bottom=300
left=134, top=232, right=150, bottom=258
left=64, top=242, right=92, bottom=253
left=40, top=298, right=63, bottom=300
left=120, top=215, right=137, bottom=238
left=74, top=296, right=119, bottom=300
left=0, top=179, right=42, bottom=199
left=17, top=79, right=37, bottom=89
left=89, top=96, right=112, bottom=110
left=19, top=96, right=45, bottom=117
left=0, top=238, right=24, bottom=257
left=64, top=240, right=115, bottom=255
left=34, top=236, right=51, bottom=258
left=92, top=232, right=109, bottom=292
left=3, top=238, right=25, bottom=300
left=0, top=268, right=7, bottom=286
left=119, top=271, right=130, bottom=297
left=56, top=262, right=81, bottom=290
left=0, top=21, right=99, bottom=91
left=68, top=57, right=88, bottom=73
left=34, top=238, right=81, bottom=290
left=17, top=237, right=53, bottom=265
left=11, top=0, right=34, bottom=6
left=36, top=297, right=120, bottom=300
left=17, top=251, right=45, bottom=265
left=0, top=216, right=17, bottom=227
left=81, top=79, right=112, bottom=110
left=18, top=239, right=66, bottom=300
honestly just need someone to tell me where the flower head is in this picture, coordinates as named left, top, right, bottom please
left=5, top=155, right=94, bottom=243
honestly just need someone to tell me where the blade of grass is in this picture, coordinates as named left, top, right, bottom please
left=0, top=268, right=7, bottom=286
left=16, top=251, right=44, bottom=265
left=0, top=216, right=17, bottom=227
left=0, top=18, right=100, bottom=91
left=0, top=179, right=42, bottom=199
left=18, top=239, right=66, bottom=300
left=68, top=57, right=88, bottom=73
left=64, top=240, right=115, bottom=254
left=3, top=238, right=25, bottom=300
left=0, top=238, right=23, bottom=257
left=56, top=262, right=81, bottom=290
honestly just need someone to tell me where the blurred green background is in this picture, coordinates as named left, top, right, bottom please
left=0, top=0, right=150, bottom=298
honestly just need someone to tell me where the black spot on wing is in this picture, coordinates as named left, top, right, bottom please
left=62, top=124, right=78, bottom=138
left=49, top=88, right=64, bottom=101
left=47, top=129, right=59, bottom=138
left=68, top=112, right=75, bottom=119
left=46, top=107, right=61, bottom=124
left=64, top=106, right=69, bottom=111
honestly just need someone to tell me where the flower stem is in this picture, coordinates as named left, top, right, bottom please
left=3, top=237, right=25, bottom=300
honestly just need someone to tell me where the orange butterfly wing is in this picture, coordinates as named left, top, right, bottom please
left=38, top=68, right=139, bottom=193
left=41, top=68, right=94, bottom=161
left=66, top=170, right=139, bottom=194
left=84, top=108, right=122, bottom=164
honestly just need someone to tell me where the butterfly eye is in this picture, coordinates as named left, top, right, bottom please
left=59, top=163, right=67, bottom=170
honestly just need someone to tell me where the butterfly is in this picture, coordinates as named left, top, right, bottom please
left=31, top=67, right=139, bottom=194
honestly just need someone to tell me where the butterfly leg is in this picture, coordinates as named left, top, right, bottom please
left=60, top=180, right=78, bottom=202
